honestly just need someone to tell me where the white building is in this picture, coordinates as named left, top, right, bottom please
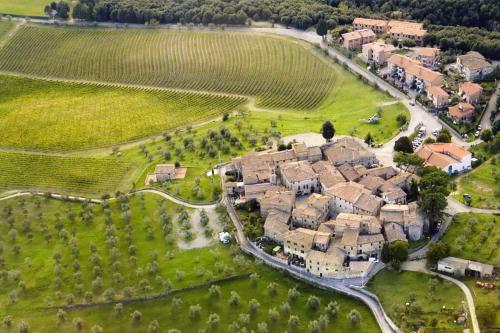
left=416, top=143, right=472, bottom=175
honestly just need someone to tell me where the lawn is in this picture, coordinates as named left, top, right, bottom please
left=453, top=157, right=499, bottom=209
left=0, top=194, right=380, bottom=333
left=0, top=74, right=246, bottom=151
left=0, top=150, right=135, bottom=196
left=463, top=278, right=500, bottom=330
left=367, top=269, right=468, bottom=332
left=441, top=213, right=499, bottom=266
left=0, top=0, right=46, bottom=16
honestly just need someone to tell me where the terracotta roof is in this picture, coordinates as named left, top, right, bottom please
left=306, top=247, right=345, bottom=266
left=448, top=102, right=474, bottom=119
left=357, top=233, right=385, bottom=245
left=284, top=228, right=316, bottom=247
left=365, top=166, right=398, bottom=180
left=307, top=193, right=330, bottom=210
left=384, top=222, right=407, bottom=243
left=292, top=143, right=308, bottom=154
left=312, top=161, right=346, bottom=188
left=458, top=51, right=492, bottom=70
left=335, top=213, right=380, bottom=229
left=342, top=29, right=376, bottom=41
left=314, top=232, right=332, bottom=246
left=381, top=185, right=407, bottom=201
left=388, top=20, right=424, bottom=31
left=389, top=26, right=426, bottom=37
left=155, top=164, right=175, bottom=174
left=427, top=85, right=449, bottom=98
left=270, top=150, right=296, bottom=163
left=366, top=41, right=397, bottom=53
left=264, top=209, right=290, bottom=234
left=388, top=172, right=420, bottom=187
left=325, top=182, right=366, bottom=203
left=341, top=228, right=359, bottom=246
left=415, top=47, right=440, bottom=58
left=280, top=161, right=317, bottom=183
left=416, top=143, right=470, bottom=169
left=337, top=163, right=361, bottom=182
left=244, top=183, right=284, bottom=199
left=359, top=175, right=385, bottom=192
left=354, top=192, right=383, bottom=214
left=388, top=54, right=443, bottom=85
left=260, top=190, right=296, bottom=210
left=353, top=17, right=388, bottom=27
left=459, top=82, right=483, bottom=96
left=323, top=138, right=375, bottom=165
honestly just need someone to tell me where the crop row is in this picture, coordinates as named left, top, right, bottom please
left=0, top=25, right=337, bottom=110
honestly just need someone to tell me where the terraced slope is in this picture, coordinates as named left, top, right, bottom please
left=0, top=25, right=337, bottom=110
left=0, top=75, right=246, bottom=151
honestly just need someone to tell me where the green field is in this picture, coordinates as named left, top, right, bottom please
left=0, top=74, right=246, bottom=151
left=0, top=19, right=14, bottom=39
left=453, top=157, right=499, bottom=209
left=0, top=25, right=338, bottom=110
left=368, top=270, right=468, bottom=332
left=0, top=0, right=46, bottom=16
left=0, top=194, right=379, bottom=333
left=464, top=278, right=500, bottom=330
left=441, top=213, right=499, bottom=266
left=0, top=150, right=134, bottom=195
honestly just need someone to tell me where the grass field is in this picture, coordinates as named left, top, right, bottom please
left=368, top=270, right=467, bottom=332
left=463, top=278, right=500, bottom=330
left=0, top=0, right=46, bottom=15
left=0, top=25, right=338, bottom=110
left=0, top=150, right=135, bottom=196
left=0, top=74, right=246, bottom=151
left=441, top=213, right=499, bottom=266
left=0, top=194, right=379, bottom=333
left=453, top=157, right=499, bottom=209
left=0, top=19, right=14, bottom=39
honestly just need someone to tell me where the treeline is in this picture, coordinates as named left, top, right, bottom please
left=66, top=0, right=369, bottom=29
left=333, top=0, right=500, bottom=31
left=423, top=25, right=500, bottom=60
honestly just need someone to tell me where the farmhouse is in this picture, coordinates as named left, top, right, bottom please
left=456, top=51, right=494, bottom=82
left=280, top=160, right=318, bottom=195
left=362, top=41, right=396, bottom=66
left=447, top=102, right=475, bottom=122
left=145, top=163, right=187, bottom=185
left=416, top=143, right=472, bottom=174
left=459, top=82, right=483, bottom=104
left=341, top=29, right=376, bottom=50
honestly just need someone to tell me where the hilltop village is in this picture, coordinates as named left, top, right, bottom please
left=224, top=137, right=425, bottom=278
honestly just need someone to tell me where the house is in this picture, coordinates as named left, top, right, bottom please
left=243, top=183, right=284, bottom=200
left=353, top=18, right=389, bottom=34
left=326, top=182, right=382, bottom=216
left=362, top=41, right=396, bottom=65
left=387, top=20, right=424, bottom=32
left=269, top=149, right=297, bottom=166
left=359, top=175, right=385, bottom=193
left=264, top=209, right=290, bottom=244
left=457, top=51, right=494, bottom=82
left=292, top=143, right=309, bottom=160
left=379, top=181, right=407, bottom=204
left=330, top=213, right=382, bottom=236
left=323, top=137, right=377, bottom=167
left=259, top=190, right=296, bottom=217
left=364, top=166, right=398, bottom=180
left=426, top=85, right=449, bottom=108
left=416, top=143, right=472, bottom=174
left=459, top=82, right=483, bottom=104
left=414, top=47, right=440, bottom=68
left=284, top=228, right=316, bottom=260
left=387, top=54, right=443, bottom=92
left=388, top=26, right=426, bottom=45
left=152, top=164, right=175, bottom=181
left=438, top=257, right=494, bottom=278
left=387, top=172, right=420, bottom=191
left=305, top=247, right=345, bottom=278
left=280, top=161, right=318, bottom=195
left=234, top=153, right=275, bottom=185
left=341, top=29, right=376, bottom=50
left=384, top=222, right=407, bottom=243
left=291, top=193, right=329, bottom=230
left=447, top=102, right=475, bottom=122
left=311, top=161, right=346, bottom=192
left=339, top=228, right=384, bottom=260
left=379, top=203, right=423, bottom=240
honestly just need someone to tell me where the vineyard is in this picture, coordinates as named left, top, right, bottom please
left=0, top=25, right=337, bottom=110
left=0, top=150, right=134, bottom=195
left=0, top=19, right=14, bottom=39
left=0, top=74, right=246, bottom=151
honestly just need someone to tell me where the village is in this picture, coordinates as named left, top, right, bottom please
left=338, top=17, right=496, bottom=141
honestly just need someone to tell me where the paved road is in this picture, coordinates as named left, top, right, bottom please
left=446, top=196, right=499, bottom=215
left=223, top=195, right=399, bottom=333
left=480, top=83, right=499, bottom=130
left=402, top=260, right=480, bottom=333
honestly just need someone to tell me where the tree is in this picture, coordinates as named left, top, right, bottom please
left=381, top=241, right=408, bottom=265
left=91, top=325, right=103, bottom=333
left=207, top=313, right=220, bottom=332
left=321, top=121, right=335, bottom=142
left=436, top=129, right=452, bottom=143
left=393, top=152, right=424, bottom=171
left=427, top=241, right=449, bottom=265
left=189, top=304, right=202, bottom=320
left=147, top=320, right=160, bottom=333
left=347, top=309, right=361, bottom=326
left=130, top=310, right=142, bottom=324
left=56, top=1, right=70, bottom=19
left=287, top=287, right=300, bottom=303
left=480, top=128, right=493, bottom=142
left=288, top=315, right=300, bottom=333
left=73, top=317, right=84, bottom=331
left=364, top=132, right=373, bottom=146
left=316, top=19, right=328, bottom=40
left=209, top=284, right=221, bottom=299
left=325, top=301, right=340, bottom=318
left=306, top=295, right=320, bottom=311
left=396, top=113, right=407, bottom=126
left=394, top=136, right=413, bottom=153
left=18, top=321, right=30, bottom=333
left=248, top=298, right=260, bottom=316
left=229, top=291, right=240, bottom=307
left=419, top=190, right=447, bottom=228
left=72, top=3, right=91, bottom=20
